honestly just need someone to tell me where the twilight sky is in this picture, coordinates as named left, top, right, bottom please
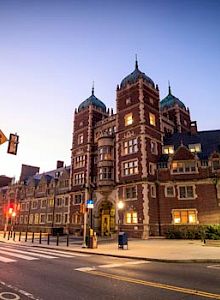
left=0, top=0, right=220, bottom=180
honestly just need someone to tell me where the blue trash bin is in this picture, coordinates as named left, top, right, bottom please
left=118, top=232, right=128, bottom=249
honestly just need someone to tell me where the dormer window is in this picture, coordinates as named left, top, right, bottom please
left=189, top=144, right=201, bottom=153
left=125, top=113, right=133, bottom=126
left=163, top=145, right=174, bottom=155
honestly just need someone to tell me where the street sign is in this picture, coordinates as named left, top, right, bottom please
left=87, top=199, right=94, bottom=209
left=0, top=130, right=7, bottom=145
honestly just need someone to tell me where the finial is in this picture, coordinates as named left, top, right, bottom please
left=92, top=81, right=94, bottom=95
left=168, top=80, right=171, bottom=95
left=135, top=54, right=138, bottom=69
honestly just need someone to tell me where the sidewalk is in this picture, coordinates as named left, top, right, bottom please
left=1, top=236, right=220, bottom=263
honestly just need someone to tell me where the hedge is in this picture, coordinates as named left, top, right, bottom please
left=165, top=225, right=220, bottom=240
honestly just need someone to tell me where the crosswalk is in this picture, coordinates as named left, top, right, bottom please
left=0, top=245, right=91, bottom=264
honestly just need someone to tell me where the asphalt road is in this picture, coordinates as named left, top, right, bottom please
left=0, top=243, right=220, bottom=300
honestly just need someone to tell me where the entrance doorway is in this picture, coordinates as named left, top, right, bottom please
left=99, top=201, right=115, bottom=236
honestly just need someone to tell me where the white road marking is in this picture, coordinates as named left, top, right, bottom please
left=0, top=256, right=16, bottom=263
left=0, top=292, right=20, bottom=300
left=17, top=248, right=74, bottom=258
left=0, top=281, right=41, bottom=300
left=0, top=247, right=58, bottom=259
left=98, top=260, right=149, bottom=268
left=207, top=264, right=220, bottom=270
left=75, top=267, right=96, bottom=272
left=0, top=250, right=38, bottom=261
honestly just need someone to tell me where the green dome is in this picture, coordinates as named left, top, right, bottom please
left=120, top=60, right=155, bottom=88
left=78, top=88, right=106, bottom=112
left=160, top=86, right=186, bottom=110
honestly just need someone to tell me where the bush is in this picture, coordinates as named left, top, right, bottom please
left=165, top=225, right=220, bottom=240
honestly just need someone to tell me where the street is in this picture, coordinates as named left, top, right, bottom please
left=0, top=242, right=220, bottom=300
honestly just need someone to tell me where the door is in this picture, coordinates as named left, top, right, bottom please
left=101, top=214, right=110, bottom=236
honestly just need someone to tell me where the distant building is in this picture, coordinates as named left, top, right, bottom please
left=1, top=60, right=220, bottom=238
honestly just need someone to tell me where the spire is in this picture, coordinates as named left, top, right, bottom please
left=92, top=81, right=94, bottom=95
left=168, top=80, right=171, bottom=95
left=135, top=54, right=138, bottom=69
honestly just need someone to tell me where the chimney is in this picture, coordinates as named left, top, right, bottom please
left=57, top=161, right=64, bottom=169
left=190, top=121, right=198, bottom=135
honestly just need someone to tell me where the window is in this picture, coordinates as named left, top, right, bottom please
left=99, top=167, right=112, bottom=180
left=75, top=155, right=85, bottom=168
left=32, top=200, right=38, bottom=209
left=172, top=209, right=197, bottom=224
left=149, top=113, right=156, bottom=126
left=124, top=113, right=133, bottom=126
left=24, top=215, right=28, bottom=224
left=99, top=146, right=112, bottom=161
left=158, top=162, right=168, bottom=169
left=21, top=203, right=26, bottom=211
left=56, top=198, right=63, bottom=207
left=29, top=214, right=33, bottom=224
left=178, top=186, right=195, bottom=199
left=72, top=213, right=81, bottom=224
left=149, top=163, right=156, bottom=175
left=55, top=213, right=62, bottom=223
left=151, top=141, right=157, bottom=154
left=163, top=145, right=174, bottom=154
left=40, top=214, right=46, bottom=224
left=213, top=160, right=220, bottom=170
left=172, top=161, right=196, bottom=174
left=41, top=199, right=47, bottom=208
left=126, top=211, right=138, bottom=224
left=74, top=173, right=84, bottom=185
left=20, top=215, right=24, bottom=224
left=64, top=213, right=68, bottom=224
left=123, top=138, right=138, bottom=155
left=165, top=186, right=175, bottom=197
left=126, top=98, right=131, bottom=105
left=123, top=160, right=138, bottom=176
left=125, top=186, right=137, bottom=200
left=34, top=214, right=39, bottom=224
left=47, top=214, right=53, bottom=223
left=65, top=197, right=69, bottom=206
left=189, top=144, right=201, bottom=153
left=201, top=160, right=208, bottom=167
left=78, top=134, right=83, bottom=144
left=151, top=185, right=156, bottom=197
left=75, top=194, right=83, bottom=204
left=48, top=198, right=54, bottom=207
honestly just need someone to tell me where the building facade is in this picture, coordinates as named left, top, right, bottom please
left=1, top=60, right=220, bottom=238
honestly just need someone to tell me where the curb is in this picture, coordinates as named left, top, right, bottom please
left=1, top=239, right=220, bottom=263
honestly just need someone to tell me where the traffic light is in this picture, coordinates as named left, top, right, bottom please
left=7, top=133, right=19, bottom=155
left=80, top=203, right=85, bottom=214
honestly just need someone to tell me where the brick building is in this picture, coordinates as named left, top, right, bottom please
left=1, top=60, right=220, bottom=238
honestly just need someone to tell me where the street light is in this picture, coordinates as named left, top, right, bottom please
left=117, top=200, right=124, bottom=233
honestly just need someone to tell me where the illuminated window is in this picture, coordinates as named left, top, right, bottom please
left=149, top=113, right=156, bottom=126
left=163, top=145, right=174, bottom=154
left=99, top=146, right=112, bottom=160
left=78, top=134, right=84, bottom=144
left=123, top=138, right=138, bottom=155
left=172, top=161, right=196, bottom=174
left=123, top=160, right=138, bottom=176
left=124, top=113, right=133, bottom=126
left=172, top=209, right=197, bottom=224
left=125, top=186, right=137, bottom=200
left=34, top=214, right=39, bottom=224
left=29, top=214, right=33, bottom=224
left=178, top=185, right=195, bottom=199
left=126, top=211, right=138, bottom=224
left=48, top=199, right=54, bottom=207
left=189, top=144, right=201, bottom=153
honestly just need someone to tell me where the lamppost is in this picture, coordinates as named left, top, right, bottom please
left=117, top=200, right=124, bottom=233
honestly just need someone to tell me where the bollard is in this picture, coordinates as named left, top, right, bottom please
left=56, top=233, right=59, bottom=246
left=13, top=231, right=16, bottom=241
left=25, top=231, right=28, bottom=242
left=3, top=231, right=6, bottom=239
left=19, top=231, right=21, bottom=242
left=67, top=234, right=69, bottom=247
left=47, top=233, right=50, bottom=245
left=39, top=231, right=42, bottom=244
left=7, top=231, right=10, bottom=240
left=10, top=231, right=12, bottom=238
left=32, top=232, right=34, bottom=243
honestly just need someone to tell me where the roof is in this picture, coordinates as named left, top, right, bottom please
left=120, top=60, right=155, bottom=89
left=78, top=88, right=106, bottom=112
left=163, top=130, right=220, bottom=160
left=160, top=86, right=186, bottom=110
